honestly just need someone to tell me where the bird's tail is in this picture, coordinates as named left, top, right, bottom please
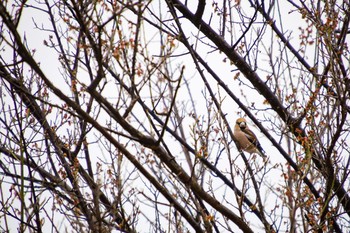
left=257, top=144, right=267, bottom=158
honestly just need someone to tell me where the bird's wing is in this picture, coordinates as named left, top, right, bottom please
left=241, top=127, right=266, bottom=155
left=241, top=128, right=258, bottom=145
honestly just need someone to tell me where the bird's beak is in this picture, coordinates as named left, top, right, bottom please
left=239, top=122, right=246, bottom=129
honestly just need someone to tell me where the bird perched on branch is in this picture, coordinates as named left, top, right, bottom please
left=234, top=118, right=266, bottom=158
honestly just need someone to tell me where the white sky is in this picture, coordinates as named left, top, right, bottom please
left=1, top=0, right=349, bottom=232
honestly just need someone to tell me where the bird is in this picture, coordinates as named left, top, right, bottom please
left=234, top=117, right=266, bottom=158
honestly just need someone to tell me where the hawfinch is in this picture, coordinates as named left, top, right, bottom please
left=234, top=118, right=266, bottom=157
